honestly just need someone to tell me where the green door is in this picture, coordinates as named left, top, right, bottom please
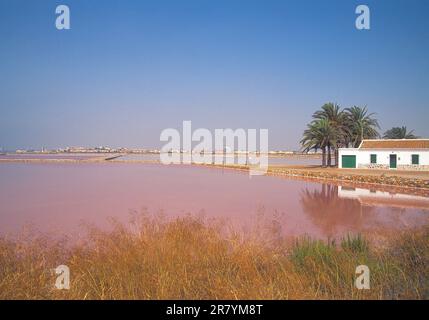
left=342, top=155, right=356, bottom=168
left=389, top=154, right=397, bottom=169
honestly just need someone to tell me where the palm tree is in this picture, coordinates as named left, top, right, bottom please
left=344, top=106, right=380, bottom=147
left=383, top=126, right=419, bottom=139
left=312, top=103, right=348, bottom=166
left=301, top=104, right=379, bottom=167
left=301, top=121, right=325, bottom=166
left=301, top=118, right=340, bottom=167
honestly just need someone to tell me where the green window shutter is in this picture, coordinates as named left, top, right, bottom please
left=412, top=154, right=419, bottom=165
left=370, top=154, right=377, bottom=164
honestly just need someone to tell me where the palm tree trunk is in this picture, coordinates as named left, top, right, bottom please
left=322, top=147, right=326, bottom=167
left=334, top=147, right=339, bottom=167
left=327, top=145, right=332, bottom=167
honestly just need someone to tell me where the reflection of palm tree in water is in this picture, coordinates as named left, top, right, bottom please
left=300, top=184, right=374, bottom=238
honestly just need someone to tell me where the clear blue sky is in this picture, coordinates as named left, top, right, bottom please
left=1, top=0, right=428, bottom=150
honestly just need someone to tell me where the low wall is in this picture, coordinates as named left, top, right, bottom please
left=358, top=163, right=429, bottom=171
left=358, top=164, right=389, bottom=169
left=397, top=164, right=429, bottom=171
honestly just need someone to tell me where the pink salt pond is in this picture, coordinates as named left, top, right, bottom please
left=0, top=162, right=427, bottom=240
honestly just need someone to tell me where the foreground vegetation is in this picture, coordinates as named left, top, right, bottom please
left=0, top=215, right=427, bottom=300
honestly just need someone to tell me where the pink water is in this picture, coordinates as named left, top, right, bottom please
left=0, top=162, right=427, bottom=239
left=0, top=153, right=105, bottom=161
left=116, top=154, right=321, bottom=166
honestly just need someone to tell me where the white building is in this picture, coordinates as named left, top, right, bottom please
left=338, top=139, right=429, bottom=170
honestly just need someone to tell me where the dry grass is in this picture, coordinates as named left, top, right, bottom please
left=0, top=215, right=427, bottom=300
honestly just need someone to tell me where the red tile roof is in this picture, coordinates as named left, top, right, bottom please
left=359, top=139, right=429, bottom=149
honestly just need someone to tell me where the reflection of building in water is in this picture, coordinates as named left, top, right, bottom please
left=338, top=186, right=429, bottom=210
left=300, top=184, right=369, bottom=237
left=301, top=184, right=429, bottom=238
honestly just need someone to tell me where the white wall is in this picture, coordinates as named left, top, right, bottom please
left=338, top=148, right=429, bottom=169
left=338, top=148, right=359, bottom=168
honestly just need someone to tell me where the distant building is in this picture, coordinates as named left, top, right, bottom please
left=338, top=139, right=429, bottom=170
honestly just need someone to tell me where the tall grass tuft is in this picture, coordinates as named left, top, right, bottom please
left=341, top=234, right=369, bottom=254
